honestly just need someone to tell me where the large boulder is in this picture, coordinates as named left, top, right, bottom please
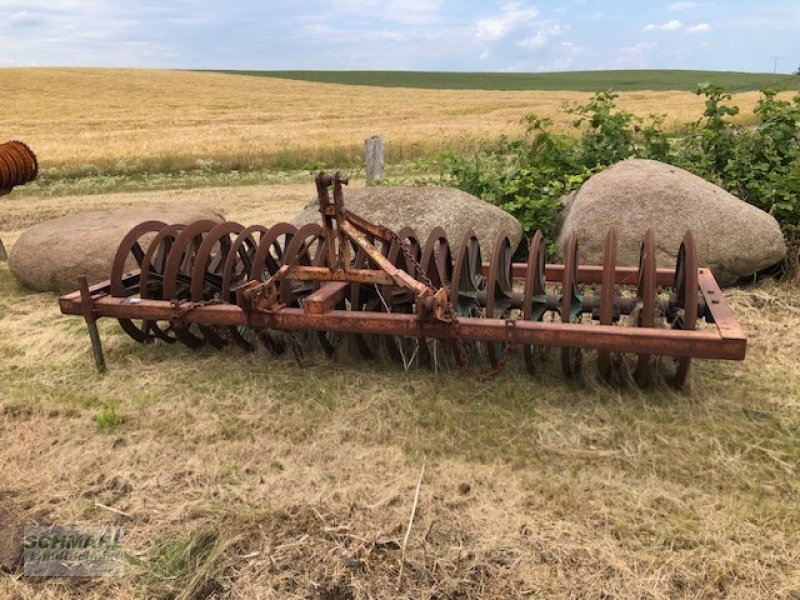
left=291, top=186, right=524, bottom=258
left=557, top=159, right=786, bottom=285
left=9, top=204, right=225, bottom=293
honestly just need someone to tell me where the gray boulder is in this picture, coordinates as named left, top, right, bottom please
left=557, top=159, right=786, bottom=285
left=9, top=204, right=225, bottom=293
left=291, top=186, right=524, bottom=258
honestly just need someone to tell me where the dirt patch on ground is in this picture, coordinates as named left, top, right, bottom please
left=0, top=506, right=24, bottom=572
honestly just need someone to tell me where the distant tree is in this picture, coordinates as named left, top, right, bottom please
left=796, top=65, right=800, bottom=76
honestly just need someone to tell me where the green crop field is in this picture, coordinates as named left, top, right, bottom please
left=211, top=69, right=800, bottom=92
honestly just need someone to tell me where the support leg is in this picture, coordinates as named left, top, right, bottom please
left=78, top=276, right=107, bottom=374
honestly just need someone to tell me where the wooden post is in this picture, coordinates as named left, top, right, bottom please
left=365, top=135, right=384, bottom=185
left=78, top=276, right=107, bottom=373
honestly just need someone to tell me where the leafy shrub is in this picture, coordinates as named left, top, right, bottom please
left=567, top=90, right=636, bottom=167
left=725, top=89, right=800, bottom=243
left=436, top=116, right=591, bottom=247
left=440, top=84, right=800, bottom=251
left=684, top=83, right=741, bottom=176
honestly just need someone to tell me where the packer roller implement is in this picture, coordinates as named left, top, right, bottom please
left=59, top=172, right=746, bottom=388
left=0, top=140, right=38, bottom=196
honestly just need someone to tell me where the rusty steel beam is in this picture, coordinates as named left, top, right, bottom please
left=303, top=282, right=350, bottom=315
left=344, top=211, right=396, bottom=246
left=697, top=268, right=746, bottom=342
left=283, top=265, right=397, bottom=285
left=498, top=263, right=676, bottom=286
left=317, top=172, right=340, bottom=271
left=340, top=220, right=432, bottom=297
left=58, top=294, right=745, bottom=361
left=475, top=289, right=691, bottom=317
left=61, top=273, right=684, bottom=319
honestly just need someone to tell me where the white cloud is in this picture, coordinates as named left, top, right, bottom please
left=0, top=0, right=781, bottom=72
left=520, top=24, right=564, bottom=49
left=644, top=19, right=683, bottom=32
left=685, top=23, right=711, bottom=33
left=475, top=2, right=539, bottom=42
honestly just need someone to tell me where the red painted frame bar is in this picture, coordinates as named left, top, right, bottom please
left=696, top=268, right=746, bottom=342
left=59, top=285, right=746, bottom=363
left=97, top=263, right=675, bottom=297
left=492, top=263, right=676, bottom=286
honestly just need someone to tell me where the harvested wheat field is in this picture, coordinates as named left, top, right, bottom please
left=0, top=68, right=774, bottom=175
left=1, top=184, right=799, bottom=599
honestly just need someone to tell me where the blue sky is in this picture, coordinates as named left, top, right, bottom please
left=0, top=1, right=798, bottom=73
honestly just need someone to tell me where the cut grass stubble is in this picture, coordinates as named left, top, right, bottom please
left=2, top=185, right=800, bottom=598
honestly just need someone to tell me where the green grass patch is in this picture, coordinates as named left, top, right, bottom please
left=142, top=527, right=224, bottom=599
left=96, top=404, right=126, bottom=432
left=210, top=69, right=800, bottom=92
left=9, top=158, right=440, bottom=198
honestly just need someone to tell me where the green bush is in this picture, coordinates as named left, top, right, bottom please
left=567, top=90, right=637, bottom=167
left=436, top=116, right=591, bottom=247
left=439, top=85, right=800, bottom=250
left=681, top=83, right=741, bottom=177
left=726, top=89, right=800, bottom=243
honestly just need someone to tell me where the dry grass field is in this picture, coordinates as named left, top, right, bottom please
left=1, top=68, right=799, bottom=597
left=0, top=68, right=775, bottom=177
left=1, top=184, right=800, bottom=598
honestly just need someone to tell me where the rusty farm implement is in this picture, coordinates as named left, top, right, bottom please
left=0, top=140, right=38, bottom=196
left=59, top=172, right=746, bottom=388
left=0, top=140, right=38, bottom=259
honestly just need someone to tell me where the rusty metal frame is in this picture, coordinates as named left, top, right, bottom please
left=235, top=172, right=446, bottom=319
left=309, top=171, right=431, bottom=297
left=57, top=170, right=747, bottom=371
left=59, top=263, right=746, bottom=361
